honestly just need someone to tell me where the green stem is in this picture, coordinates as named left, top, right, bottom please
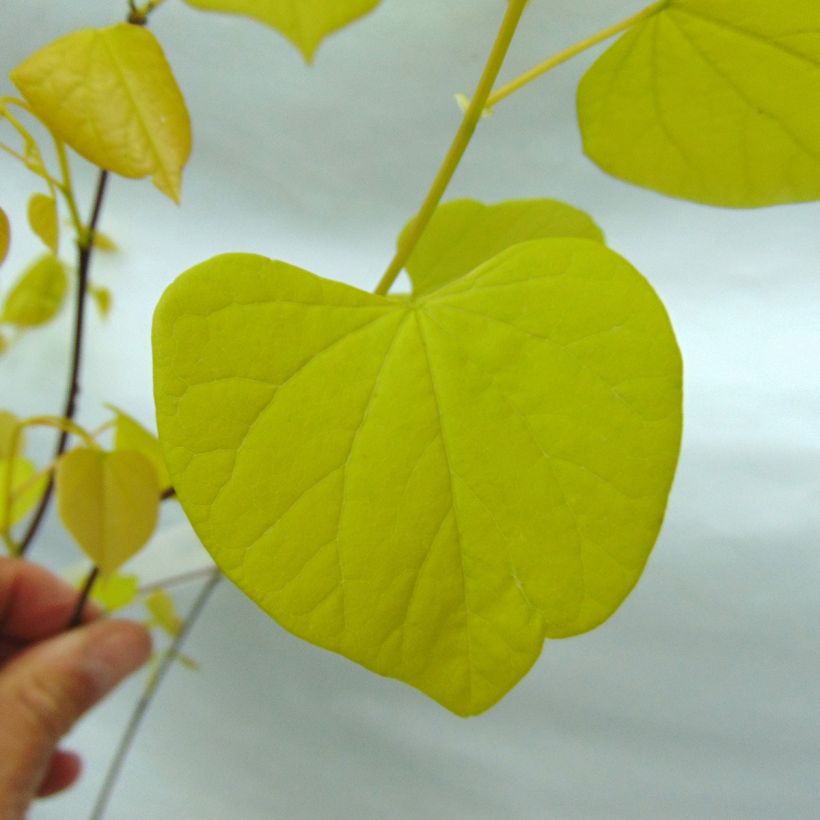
left=486, top=0, right=667, bottom=108
left=90, top=568, right=222, bottom=820
left=374, top=0, right=530, bottom=296
left=53, top=138, right=84, bottom=240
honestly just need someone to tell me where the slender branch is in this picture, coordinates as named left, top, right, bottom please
left=374, top=0, right=530, bottom=295
left=17, top=171, right=110, bottom=557
left=68, top=565, right=99, bottom=629
left=90, top=568, right=222, bottom=820
left=486, top=0, right=667, bottom=108
left=138, top=565, right=216, bottom=596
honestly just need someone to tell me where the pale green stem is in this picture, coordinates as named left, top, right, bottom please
left=53, top=139, right=85, bottom=241
left=486, top=0, right=668, bottom=108
left=374, top=0, right=530, bottom=295
left=90, top=569, right=222, bottom=820
left=1, top=97, right=84, bottom=237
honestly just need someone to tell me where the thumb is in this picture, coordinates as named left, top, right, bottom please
left=0, top=619, right=151, bottom=816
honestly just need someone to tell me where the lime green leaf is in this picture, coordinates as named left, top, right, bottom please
left=107, top=405, right=171, bottom=492
left=403, top=199, right=605, bottom=296
left=0, top=412, right=24, bottom=460
left=90, top=571, right=139, bottom=612
left=153, top=242, right=682, bottom=715
left=56, top=448, right=160, bottom=576
left=0, top=457, right=47, bottom=530
left=577, top=0, right=820, bottom=207
left=145, top=588, right=183, bottom=637
left=182, top=0, right=381, bottom=62
left=90, top=285, right=112, bottom=319
left=11, top=24, right=192, bottom=203
left=27, top=193, right=58, bottom=254
left=92, top=230, right=118, bottom=252
left=0, top=207, right=9, bottom=267
left=1, top=254, right=67, bottom=327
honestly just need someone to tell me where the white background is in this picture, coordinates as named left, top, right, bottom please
left=2, top=1, right=819, bottom=818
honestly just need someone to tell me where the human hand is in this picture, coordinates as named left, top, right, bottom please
left=0, top=558, right=151, bottom=818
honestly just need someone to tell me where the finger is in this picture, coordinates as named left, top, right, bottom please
left=0, top=619, right=150, bottom=816
left=36, top=749, right=82, bottom=798
left=0, top=558, right=100, bottom=644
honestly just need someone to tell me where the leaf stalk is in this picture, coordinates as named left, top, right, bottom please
left=374, top=0, right=530, bottom=295
left=486, top=0, right=668, bottom=108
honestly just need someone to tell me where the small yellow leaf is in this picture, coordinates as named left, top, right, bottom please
left=1, top=254, right=67, bottom=327
left=0, top=208, right=10, bottom=267
left=90, top=286, right=112, bottom=318
left=56, top=448, right=160, bottom=576
left=28, top=193, right=59, bottom=254
left=182, top=0, right=381, bottom=62
left=107, top=405, right=171, bottom=492
left=92, top=230, right=118, bottom=252
left=90, top=571, right=139, bottom=612
left=454, top=93, right=493, bottom=119
left=0, top=333, right=6, bottom=355
left=0, top=457, right=47, bottom=530
left=12, top=24, right=192, bottom=203
left=145, top=588, right=183, bottom=637
left=0, top=412, right=24, bottom=460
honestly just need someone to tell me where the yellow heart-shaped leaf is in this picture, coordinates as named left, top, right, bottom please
left=182, top=0, right=381, bottom=62
left=402, top=199, right=604, bottom=296
left=153, top=240, right=682, bottom=714
left=578, top=0, right=820, bottom=207
left=107, top=405, right=172, bottom=492
left=12, top=24, right=191, bottom=202
left=56, top=448, right=160, bottom=576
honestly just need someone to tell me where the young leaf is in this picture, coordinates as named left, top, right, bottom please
left=0, top=207, right=9, bottom=267
left=11, top=25, right=192, bottom=203
left=1, top=254, right=67, bottom=327
left=577, top=0, right=820, bottom=207
left=145, top=588, right=183, bottom=637
left=92, top=230, right=118, bottom=252
left=402, top=199, right=605, bottom=296
left=0, top=457, right=47, bottom=530
left=90, top=571, right=139, bottom=612
left=90, top=285, right=112, bottom=319
left=56, top=448, right=160, bottom=576
left=152, top=243, right=682, bottom=715
left=182, top=0, right=381, bottom=62
left=27, top=193, right=59, bottom=254
left=107, top=405, right=171, bottom=492
left=0, top=412, right=24, bottom=460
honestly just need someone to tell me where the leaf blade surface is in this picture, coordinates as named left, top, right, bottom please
left=182, top=0, right=381, bottom=61
left=403, top=199, right=604, bottom=296
left=153, top=242, right=682, bottom=714
left=577, top=0, right=820, bottom=206
left=12, top=24, right=191, bottom=202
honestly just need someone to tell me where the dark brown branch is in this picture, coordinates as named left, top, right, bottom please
left=18, top=170, right=110, bottom=557
left=68, top=565, right=100, bottom=629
